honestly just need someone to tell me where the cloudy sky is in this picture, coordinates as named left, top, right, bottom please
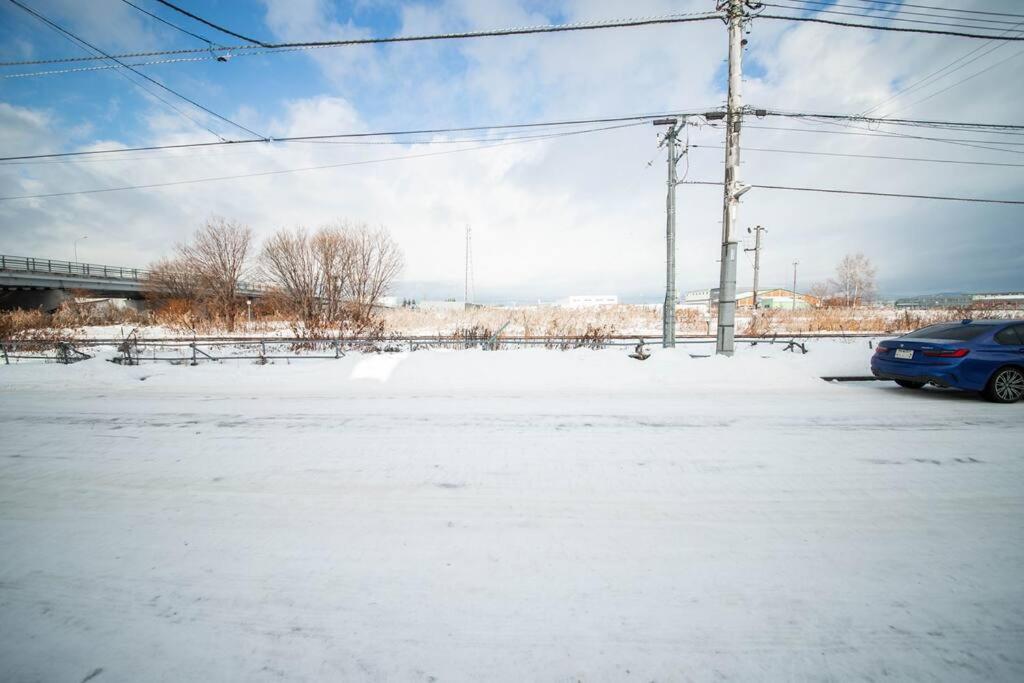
left=1, top=0, right=1022, bottom=301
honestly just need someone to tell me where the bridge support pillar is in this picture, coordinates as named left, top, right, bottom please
left=0, top=289, right=71, bottom=312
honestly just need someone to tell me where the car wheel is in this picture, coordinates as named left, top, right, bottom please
left=895, top=379, right=926, bottom=389
left=985, top=367, right=1024, bottom=404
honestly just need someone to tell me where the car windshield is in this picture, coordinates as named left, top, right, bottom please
left=902, top=323, right=990, bottom=341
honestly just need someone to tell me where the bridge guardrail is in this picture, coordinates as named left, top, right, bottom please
left=0, top=254, right=269, bottom=294
left=0, top=254, right=148, bottom=281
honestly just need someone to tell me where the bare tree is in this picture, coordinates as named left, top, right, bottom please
left=144, top=256, right=201, bottom=306
left=178, top=217, right=252, bottom=331
left=261, top=227, right=325, bottom=334
left=260, top=221, right=402, bottom=336
left=832, top=253, right=877, bottom=307
left=345, top=224, right=403, bottom=328
left=313, top=224, right=354, bottom=325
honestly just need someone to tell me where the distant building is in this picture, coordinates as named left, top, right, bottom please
left=894, top=292, right=1024, bottom=309
left=970, top=292, right=1024, bottom=309
left=557, top=295, right=618, bottom=308
left=418, top=299, right=467, bottom=312
left=739, top=288, right=820, bottom=310
left=683, top=288, right=716, bottom=311
left=683, top=287, right=819, bottom=312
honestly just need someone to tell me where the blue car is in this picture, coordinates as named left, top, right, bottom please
left=871, top=319, right=1024, bottom=403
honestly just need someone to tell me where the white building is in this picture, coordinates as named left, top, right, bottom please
left=556, top=295, right=619, bottom=309
left=418, top=300, right=467, bottom=312
left=682, top=289, right=715, bottom=311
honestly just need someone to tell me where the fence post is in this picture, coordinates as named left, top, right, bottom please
left=1, top=342, right=7, bottom=365
left=190, top=342, right=198, bottom=366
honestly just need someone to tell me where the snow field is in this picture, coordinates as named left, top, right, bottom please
left=1, top=342, right=1021, bottom=681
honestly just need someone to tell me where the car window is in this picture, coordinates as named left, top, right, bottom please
left=903, top=323, right=991, bottom=341
left=995, top=325, right=1024, bottom=345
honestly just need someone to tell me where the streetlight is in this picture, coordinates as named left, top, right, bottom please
left=73, top=235, right=88, bottom=263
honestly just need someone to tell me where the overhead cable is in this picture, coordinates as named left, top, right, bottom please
left=6, top=0, right=265, bottom=140
left=0, top=12, right=722, bottom=67
left=682, top=180, right=1024, bottom=205
left=153, top=0, right=267, bottom=46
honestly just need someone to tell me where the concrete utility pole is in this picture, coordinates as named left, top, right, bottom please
left=715, top=0, right=751, bottom=356
left=792, top=260, right=800, bottom=311
left=654, top=118, right=682, bottom=347
left=745, top=225, right=766, bottom=309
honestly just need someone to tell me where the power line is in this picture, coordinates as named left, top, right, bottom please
left=7, top=0, right=265, bottom=141
left=1, top=46, right=328, bottom=79
left=0, top=124, right=640, bottom=201
left=682, top=180, right=1024, bottom=205
left=769, top=0, right=1024, bottom=25
left=0, top=12, right=722, bottom=67
left=759, top=109, right=1024, bottom=132
left=764, top=1, right=1024, bottom=30
left=117, top=0, right=215, bottom=45
left=846, top=0, right=1024, bottom=20
left=758, top=13, right=1024, bottom=40
left=859, top=19, right=1024, bottom=117
left=690, top=143, right=1024, bottom=166
left=0, top=121, right=647, bottom=166
left=8, top=0, right=225, bottom=140
left=153, top=0, right=267, bottom=46
left=744, top=123, right=1024, bottom=155
left=886, top=47, right=1024, bottom=116
left=0, top=110, right=708, bottom=162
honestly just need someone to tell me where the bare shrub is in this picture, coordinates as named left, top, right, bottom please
left=0, top=308, right=78, bottom=353
left=144, top=257, right=201, bottom=310
left=261, top=222, right=402, bottom=338
left=143, top=218, right=252, bottom=332
left=261, top=228, right=324, bottom=336
left=0, top=309, right=49, bottom=339
left=51, top=300, right=147, bottom=329
left=742, top=309, right=780, bottom=337
left=179, top=217, right=252, bottom=332
left=345, top=224, right=403, bottom=330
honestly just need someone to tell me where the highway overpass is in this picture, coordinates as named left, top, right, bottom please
left=0, top=255, right=266, bottom=310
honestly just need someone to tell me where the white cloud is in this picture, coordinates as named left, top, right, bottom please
left=3, top=0, right=1023, bottom=299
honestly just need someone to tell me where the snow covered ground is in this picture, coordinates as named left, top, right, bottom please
left=1, top=341, right=1022, bottom=682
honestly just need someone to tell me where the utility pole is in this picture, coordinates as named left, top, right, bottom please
left=745, top=225, right=766, bottom=309
left=792, top=260, right=799, bottom=311
left=715, top=0, right=753, bottom=356
left=654, top=118, right=682, bottom=347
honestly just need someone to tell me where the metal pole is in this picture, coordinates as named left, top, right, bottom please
left=464, top=225, right=470, bottom=306
left=745, top=225, right=765, bottom=309
left=792, top=260, right=799, bottom=311
left=664, top=122, right=679, bottom=348
left=715, top=0, right=747, bottom=356
left=73, top=235, right=87, bottom=263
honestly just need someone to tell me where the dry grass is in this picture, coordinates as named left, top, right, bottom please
left=3, top=301, right=1016, bottom=342
left=380, top=305, right=712, bottom=338
left=739, top=307, right=999, bottom=336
